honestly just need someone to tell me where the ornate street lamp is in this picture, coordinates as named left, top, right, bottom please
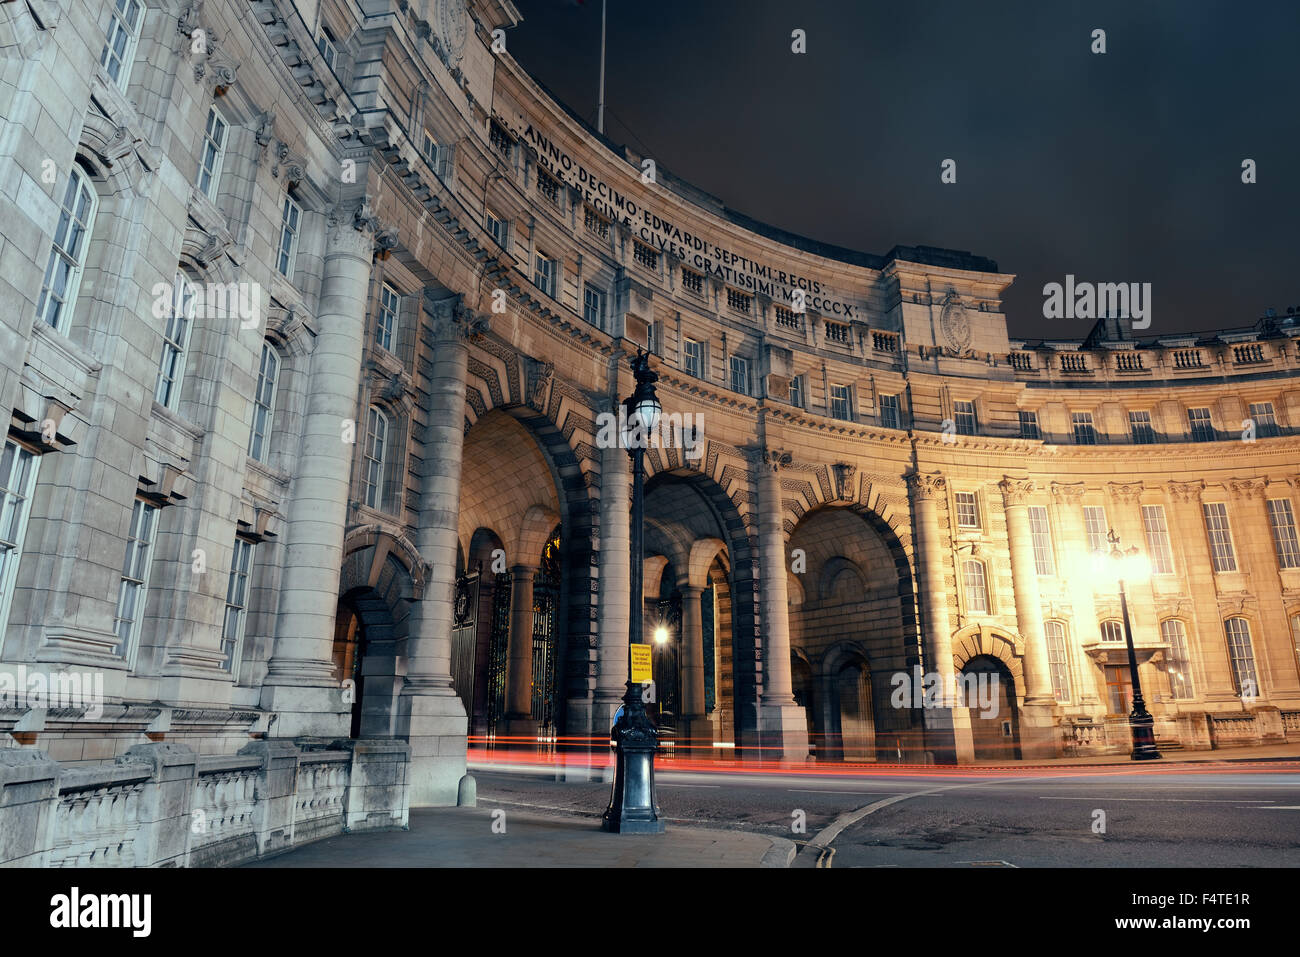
left=1104, top=529, right=1162, bottom=761
left=603, top=350, right=666, bottom=833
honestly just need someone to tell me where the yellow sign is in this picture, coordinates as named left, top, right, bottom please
left=629, top=644, right=653, bottom=684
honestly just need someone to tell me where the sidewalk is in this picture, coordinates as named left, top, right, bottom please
left=965, top=741, right=1300, bottom=768
left=243, top=806, right=793, bottom=868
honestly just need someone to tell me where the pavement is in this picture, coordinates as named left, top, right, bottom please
left=244, top=804, right=795, bottom=868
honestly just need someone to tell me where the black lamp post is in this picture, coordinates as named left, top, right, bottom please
left=1106, top=529, right=1162, bottom=761
left=602, top=350, right=666, bottom=834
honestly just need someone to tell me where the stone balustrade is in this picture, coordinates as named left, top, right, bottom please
left=0, top=739, right=409, bottom=868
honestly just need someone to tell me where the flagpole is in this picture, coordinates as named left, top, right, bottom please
left=597, top=0, right=607, bottom=135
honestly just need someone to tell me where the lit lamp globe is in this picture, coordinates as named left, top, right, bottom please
left=653, top=626, right=669, bottom=644
left=622, top=388, right=661, bottom=447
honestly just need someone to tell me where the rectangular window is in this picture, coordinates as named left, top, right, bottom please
left=829, top=384, right=851, bottom=421
left=682, top=338, right=702, bottom=378
left=954, top=400, right=978, bottom=435
left=376, top=283, right=400, bottom=352
left=316, top=28, right=338, bottom=72
left=788, top=375, right=803, bottom=409
left=154, top=272, right=196, bottom=409
left=422, top=130, right=440, bottom=169
left=533, top=253, right=556, bottom=298
left=37, top=167, right=97, bottom=332
left=362, top=407, right=387, bottom=509
left=485, top=208, right=508, bottom=248
left=0, top=442, right=39, bottom=646
left=100, top=0, right=143, bottom=90
left=729, top=355, right=749, bottom=396
left=1141, top=504, right=1175, bottom=575
left=113, top=500, right=159, bottom=660
left=880, top=394, right=901, bottom=429
left=1202, top=502, right=1237, bottom=573
left=1266, top=498, right=1300, bottom=570
left=1249, top=402, right=1279, bottom=437
left=277, top=196, right=301, bottom=280
left=1018, top=410, right=1040, bottom=440
left=197, top=105, right=228, bottom=201
left=1072, top=411, right=1097, bottom=445
left=1162, top=620, right=1194, bottom=699
left=1129, top=410, right=1156, bottom=444
left=962, top=560, right=989, bottom=613
left=955, top=491, right=981, bottom=529
left=1028, top=505, right=1055, bottom=576
left=248, top=342, right=279, bottom=463
left=1083, top=505, right=1109, bottom=555
left=1188, top=407, right=1215, bottom=442
left=583, top=283, right=604, bottom=329
left=1224, top=618, right=1258, bottom=696
left=220, top=538, right=256, bottom=674
left=1044, top=621, right=1071, bottom=701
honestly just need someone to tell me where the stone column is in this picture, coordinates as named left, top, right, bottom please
left=1049, top=482, right=1102, bottom=708
left=397, top=294, right=485, bottom=807
left=262, top=202, right=379, bottom=737
left=1000, top=477, right=1061, bottom=758
left=594, top=440, right=631, bottom=737
left=503, top=565, right=538, bottom=736
left=907, top=471, right=973, bottom=763
left=677, top=583, right=710, bottom=750
left=754, top=448, right=809, bottom=760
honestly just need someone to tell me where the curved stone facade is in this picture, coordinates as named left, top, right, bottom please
left=1, top=0, right=1298, bottom=799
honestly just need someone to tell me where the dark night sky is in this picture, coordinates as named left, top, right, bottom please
left=503, top=0, right=1299, bottom=341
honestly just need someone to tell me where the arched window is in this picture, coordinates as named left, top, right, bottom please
left=362, top=407, right=388, bottom=509
left=100, top=0, right=144, bottom=91
left=154, top=270, right=196, bottom=409
left=1043, top=621, right=1070, bottom=701
left=1161, top=619, right=1194, bottom=699
left=1224, top=618, right=1259, bottom=697
left=36, top=164, right=98, bottom=333
left=962, top=559, right=989, bottom=613
left=248, top=341, right=280, bottom=463
left=1100, top=620, right=1124, bottom=643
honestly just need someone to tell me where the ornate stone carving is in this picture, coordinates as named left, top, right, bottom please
left=831, top=463, right=856, bottom=503
left=1050, top=480, right=1086, bottom=503
left=1107, top=481, right=1145, bottom=503
left=253, top=111, right=276, bottom=164
left=272, top=142, right=304, bottom=182
left=1167, top=480, right=1205, bottom=503
left=1228, top=478, right=1263, bottom=499
left=749, top=448, right=792, bottom=471
left=939, top=290, right=973, bottom=356
left=437, top=0, right=470, bottom=64
left=905, top=471, right=946, bottom=500
left=526, top=358, right=554, bottom=410
left=999, top=478, right=1036, bottom=508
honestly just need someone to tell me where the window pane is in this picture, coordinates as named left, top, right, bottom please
left=1266, top=498, right=1300, bottom=569
left=963, top=561, right=988, bottom=613
left=1162, top=620, right=1194, bottom=699
left=1044, top=621, right=1070, bottom=701
left=1028, top=505, right=1054, bottom=575
left=1141, top=504, right=1175, bottom=575
left=1202, top=503, right=1237, bottom=572
left=1224, top=618, right=1258, bottom=696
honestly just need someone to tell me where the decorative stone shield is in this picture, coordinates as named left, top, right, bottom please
left=940, top=292, right=971, bottom=354
left=438, top=0, right=470, bottom=63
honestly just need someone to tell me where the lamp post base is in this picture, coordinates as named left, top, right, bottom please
left=602, top=687, right=665, bottom=834
left=1129, top=710, right=1162, bottom=761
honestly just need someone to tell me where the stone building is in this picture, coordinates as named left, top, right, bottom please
left=0, top=0, right=1298, bottom=814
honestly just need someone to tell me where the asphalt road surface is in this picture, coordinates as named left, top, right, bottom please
left=471, top=760, right=1300, bottom=867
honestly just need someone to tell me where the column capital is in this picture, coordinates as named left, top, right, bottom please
left=748, top=446, right=793, bottom=471
left=1228, top=478, right=1264, bottom=500
left=1107, top=481, right=1145, bottom=504
left=1166, top=479, right=1205, bottom=503
left=325, top=195, right=389, bottom=259
left=1049, top=480, right=1086, bottom=504
left=677, top=582, right=705, bottom=598
left=426, top=292, right=490, bottom=342
left=905, top=470, right=945, bottom=500
left=998, top=477, right=1036, bottom=509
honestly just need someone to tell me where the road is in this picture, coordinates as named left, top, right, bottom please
left=471, top=760, right=1300, bottom=867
